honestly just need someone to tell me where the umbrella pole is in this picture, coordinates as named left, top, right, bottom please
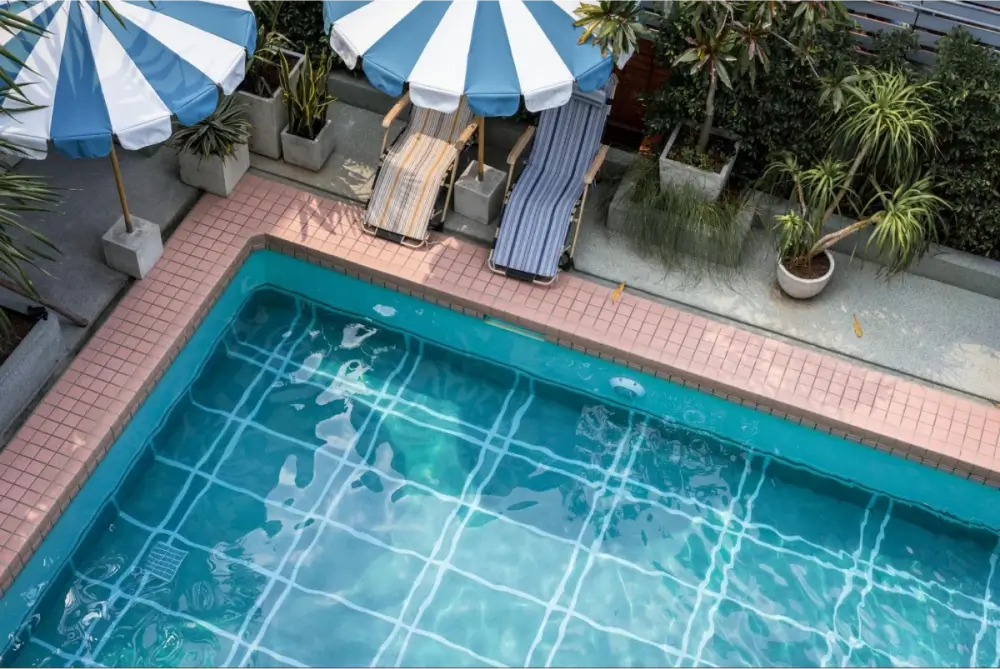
left=477, top=116, right=485, bottom=181
left=108, top=144, right=134, bottom=234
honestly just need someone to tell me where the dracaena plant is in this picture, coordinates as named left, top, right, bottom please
left=170, top=94, right=251, bottom=160
left=671, top=0, right=848, bottom=155
left=280, top=49, right=336, bottom=140
left=767, top=68, right=944, bottom=277
left=572, top=1, right=650, bottom=65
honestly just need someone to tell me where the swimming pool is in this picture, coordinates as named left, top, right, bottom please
left=3, top=251, right=1000, bottom=667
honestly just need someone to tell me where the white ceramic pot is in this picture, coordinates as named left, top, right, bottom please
left=776, top=251, right=835, bottom=299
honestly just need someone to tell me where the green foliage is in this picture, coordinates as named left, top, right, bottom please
left=273, top=1, right=329, bottom=57
left=664, top=1, right=849, bottom=155
left=281, top=49, right=337, bottom=140
left=930, top=29, right=1000, bottom=260
left=616, top=156, right=751, bottom=273
left=243, top=5, right=292, bottom=99
left=833, top=68, right=937, bottom=186
left=573, top=1, right=649, bottom=62
left=0, top=9, right=62, bottom=336
left=171, top=95, right=251, bottom=159
left=645, top=2, right=859, bottom=184
left=765, top=69, right=944, bottom=276
left=0, top=171, right=60, bottom=336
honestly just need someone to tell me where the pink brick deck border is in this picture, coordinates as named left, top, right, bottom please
left=1, top=174, right=998, bottom=594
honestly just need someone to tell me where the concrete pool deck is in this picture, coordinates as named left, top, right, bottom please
left=0, top=174, right=998, bottom=595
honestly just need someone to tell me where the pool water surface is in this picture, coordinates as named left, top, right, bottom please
left=4, top=282, right=1000, bottom=668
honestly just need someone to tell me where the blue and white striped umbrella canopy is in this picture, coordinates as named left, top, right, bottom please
left=323, top=0, right=618, bottom=117
left=0, top=0, right=256, bottom=159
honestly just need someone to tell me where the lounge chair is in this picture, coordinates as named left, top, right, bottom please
left=488, top=78, right=616, bottom=285
left=364, top=93, right=478, bottom=248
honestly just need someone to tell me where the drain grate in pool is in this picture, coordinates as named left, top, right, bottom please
left=144, top=542, right=188, bottom=582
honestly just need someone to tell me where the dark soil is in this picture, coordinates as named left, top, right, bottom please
left=667, top=125, right=737, bottom=173
left=783, top=253, right=831, bottom=280
left=238, top=60, right=282, bottom=98
left=0, top=307, right=36, bottom=365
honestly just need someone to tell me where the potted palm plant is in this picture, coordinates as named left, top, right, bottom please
left=661, top=1, right=847, bottom=201
left=768, top=68, right=944, bottom=299
left=279, top=49, right=337, bottom=172
left=172, top=95, right=252, bottom=197
left=235, top=1, right=303, bottom=159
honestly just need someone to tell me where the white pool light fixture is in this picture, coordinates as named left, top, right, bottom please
left=610, top=377, right=645, bottom=400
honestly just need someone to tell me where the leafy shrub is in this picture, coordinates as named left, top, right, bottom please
left=643, top=10, right=861, bottom=188
left=272, top=1, right=326, bottom=55
left=930, top=30, right=1000, bottom=260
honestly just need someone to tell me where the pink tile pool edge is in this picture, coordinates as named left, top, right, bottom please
left=0, top=174, right=997, bottom=594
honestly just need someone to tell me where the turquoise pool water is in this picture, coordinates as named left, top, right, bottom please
left=3, top=252, right=1000, bottom=668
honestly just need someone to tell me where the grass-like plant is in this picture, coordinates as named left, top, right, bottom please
left=171, top=95, right=251, bottom=160
left=280, top=49, right=336, bottom=140
left=617, top=156, right=751, bottom=273
left=767, top=68, right=944, bottom=277
left=573, top=1, right=649, bottom=63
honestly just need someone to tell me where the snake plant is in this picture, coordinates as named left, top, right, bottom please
left=280, top=49, right=337, bottom=141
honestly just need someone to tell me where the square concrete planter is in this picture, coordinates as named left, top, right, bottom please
left=236, top=49, right=303, bottom=159
left=280, top=118, right=335, bottom=172
left=0, top=307, right=65, bottom=440
left=177, top=143, right=250, bottom=197
left=659, top=122, right=740, bottom=202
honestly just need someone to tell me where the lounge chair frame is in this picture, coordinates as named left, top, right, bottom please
left=488, top=77, right=617, bottom=284
left=363, top=92, right=479, bottom=248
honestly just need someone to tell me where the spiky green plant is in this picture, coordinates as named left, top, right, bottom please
left=0, top=172, right=60, bottom=337
left=765, top=66, right=944, bottom=277
left=573, top=1, right=649, bottom=63
left=617, top=156, right=752, bottom=276
left=832, top=67, right=938, bottom=195
left=171, top=95, right=251, bottom=160
left=280, top=49, right=336, bottom=140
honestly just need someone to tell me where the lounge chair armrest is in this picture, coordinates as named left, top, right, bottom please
left=584, top=144, right=610, bottom=185
left=382, top=92, right=410, bottom=129
left=506, top=126, right=535, bottom=166
left=455, top=120, right=478, bottom=149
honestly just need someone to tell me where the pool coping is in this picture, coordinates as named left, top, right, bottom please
left=0, top=173, right=998, bottom=595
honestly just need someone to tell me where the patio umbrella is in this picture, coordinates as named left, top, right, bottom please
left=323, top=0, right=619, bottom=179
left=0, top=0, right=256, bottom=232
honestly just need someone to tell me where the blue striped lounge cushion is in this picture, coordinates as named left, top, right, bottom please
left=492, top=94, right=608, bottom=279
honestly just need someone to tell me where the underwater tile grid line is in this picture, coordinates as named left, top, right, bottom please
left=0, top=172, right=998, bottom=601
left=6, top=285, right=1000, bottom=668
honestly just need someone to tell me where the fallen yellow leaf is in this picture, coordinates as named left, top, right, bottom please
left=611, top=282, right=626, bottom=303
left=852, top=314, right=863, bottom=338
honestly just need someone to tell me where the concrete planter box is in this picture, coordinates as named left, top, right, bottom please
left=0, top=307, right=65, bottom=440
left=281, top=118, right=335, bottom=172
left=236, top=49, right=303, bottom=159
left=755, top=191, right=1000, bottom=300
left=659, top=122, right=740, bottom=202
left=177, top=143, right=249, bottom=197
left=607, top=165, right=756, bottom=267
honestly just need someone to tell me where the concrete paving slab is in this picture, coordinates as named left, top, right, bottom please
left=250, top=102, right=406, bottom=204
left=574, top=188, right=1000, bottom=402
left=12, top=146, right=201, bottom=350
